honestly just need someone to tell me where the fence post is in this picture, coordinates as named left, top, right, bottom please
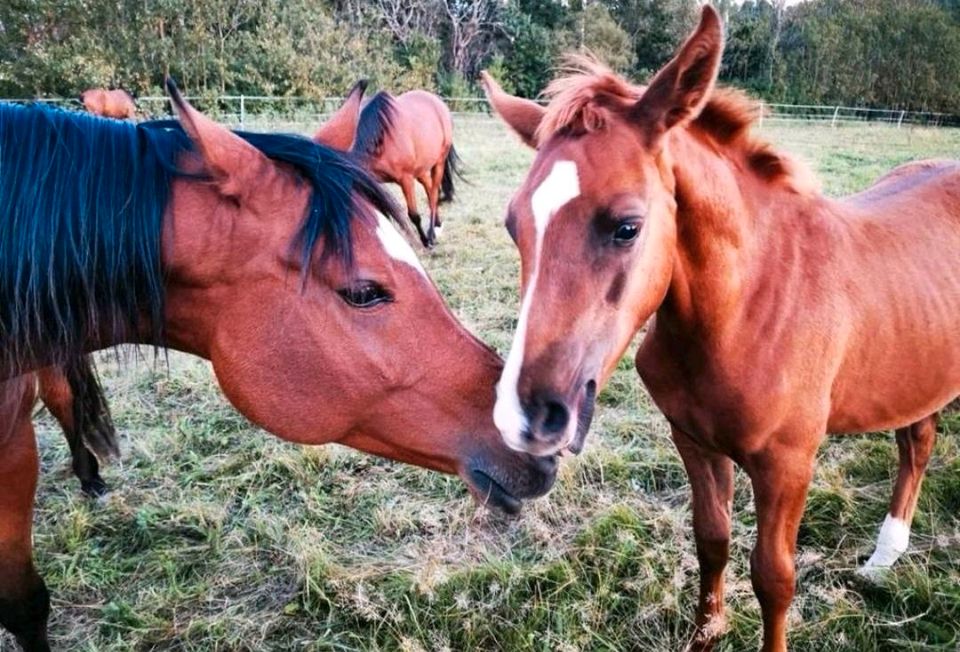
left=831, top=105, right=840, bottom=128
left=897, top=110, right=906, bottom=129
left=758, top=100, right=764, bottom=129
left=240, top=95, right=245, bottom=129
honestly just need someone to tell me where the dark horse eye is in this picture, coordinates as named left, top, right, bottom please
left=613, top=222, right=640, bottom=245
left=338, top=281, right=392, bottom=308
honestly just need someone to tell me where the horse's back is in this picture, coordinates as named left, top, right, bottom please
left=390, top=91, right=453, bottom=166
left=827, top=158, right=960, bottom=432
left=846, top=159, right=960, bottom=213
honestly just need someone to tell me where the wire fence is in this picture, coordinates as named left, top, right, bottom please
left=9, top=94, right=959, bottom=129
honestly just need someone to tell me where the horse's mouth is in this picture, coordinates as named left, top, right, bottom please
left=567, top=379, right=597, bottom=455
left=467, top=469, right=523, bottom=515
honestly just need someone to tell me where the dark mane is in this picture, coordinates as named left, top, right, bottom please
left=352, top=91, right=396, bottom=160
left=0, top=102, right=398, bottom=373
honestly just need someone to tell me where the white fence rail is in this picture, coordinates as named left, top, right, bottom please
left=9, top=95, right=958, bottom=129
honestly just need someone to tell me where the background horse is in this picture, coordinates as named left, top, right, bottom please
left=0, top=86, right=555, bottom=651
left=37, top=362, right=115, bottom=497
left=483, top=7, right=959, bottom=652
left=348, top=88, right=463, bottom=248
left=79, top=88, right=136, bottom=119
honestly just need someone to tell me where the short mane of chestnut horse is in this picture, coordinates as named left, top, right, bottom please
left=79, top=88, right=136, bottom=119
left=0, top=83, right=555, bottom=651
left=482, top=6, right=960, bottom=651
left=320, top=84, right=463, bottom=249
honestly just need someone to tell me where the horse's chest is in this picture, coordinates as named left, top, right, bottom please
left=636, top=335, right=807, bottom=453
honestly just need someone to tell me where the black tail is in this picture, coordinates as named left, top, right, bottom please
left=65, top=356, right=119, bottom=461
left=440, top=144, right=465, bottom=204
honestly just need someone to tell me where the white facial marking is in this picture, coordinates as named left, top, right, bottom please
left=494, top=160, right=580, bottom=451
left=376, top=214, right=428, bottom=280
left=859, top=514, right=910, bottom=577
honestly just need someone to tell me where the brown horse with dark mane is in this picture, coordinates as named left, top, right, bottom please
left=324, top=85, right=463, bottom=248
left=0, top=81, right=555, bottom=651
left=482, top=6, right=959, bottom=651
left=79, top=88, right=136, bottom=119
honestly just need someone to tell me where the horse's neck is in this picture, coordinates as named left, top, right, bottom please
left=658, top=131, right=819, bottom=342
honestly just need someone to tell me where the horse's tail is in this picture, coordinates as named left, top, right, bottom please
left=440, top=144, right=465, bottom=204
left=64, top=356, right=119, bottom=461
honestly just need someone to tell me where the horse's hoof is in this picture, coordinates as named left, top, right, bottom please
left=80, top=477, right=109, bottom=498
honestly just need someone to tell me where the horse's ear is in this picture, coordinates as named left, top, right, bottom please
left=166, top=77, right=271, bottom=199
left=632, top=5, right=723, bottom=143
left=313, top=79, right=367, bottom=151
left=480, top=71, right=545, bottom=149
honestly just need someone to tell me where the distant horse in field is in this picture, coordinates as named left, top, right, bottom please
left=79, top=88, right=136, bottom=119
left=321, top=85, right=463, bottom=248
left=483, top=6, right=959, bottom=652
left=0, top=83, right=555, bottom=651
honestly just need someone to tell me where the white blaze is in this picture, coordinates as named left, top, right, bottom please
left=859, top=513, right=910, bottom=577
left=494, top=160, right=580, bottom=451
left=376, top=214, right=428, bottom=280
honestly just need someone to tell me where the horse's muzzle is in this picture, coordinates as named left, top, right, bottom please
left=465, top=453, right=558, bottom=514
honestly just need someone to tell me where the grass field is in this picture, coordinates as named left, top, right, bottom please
left=8, top=118, right=960, bottom=651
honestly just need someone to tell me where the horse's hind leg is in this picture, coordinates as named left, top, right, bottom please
left=860, top=412, right=938, bottom=575
left=37, top=365, right=108, bottom=497
left=0, top=375, right=51, bottom=651
left=399, top=176, right=429, bottom=248
left=418, top=171, right=441, bottom=247
left=428, top=161, right=445, bottom=239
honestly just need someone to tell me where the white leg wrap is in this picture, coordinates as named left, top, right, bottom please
left=859, top=514, right=910, bottom=577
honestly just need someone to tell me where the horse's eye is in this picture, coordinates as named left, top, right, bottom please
left=613, top=222, right=640, bottom=245
left=338, top=281, right=392, bottom=308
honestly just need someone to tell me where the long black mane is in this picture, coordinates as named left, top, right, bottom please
left=0, top=102, right=398, bottom=374
left=351, top=91, right=396, bottom=161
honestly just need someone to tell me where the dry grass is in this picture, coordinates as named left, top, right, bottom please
left=6, top=118, right=960, bottom=651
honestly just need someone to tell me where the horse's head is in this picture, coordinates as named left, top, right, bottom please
left=163, top=83, right=555, bottom=512
left=481, top=6, right=724, bottom=456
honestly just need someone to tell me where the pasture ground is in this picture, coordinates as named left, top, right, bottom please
left=7, top=118, right=960, bottom=651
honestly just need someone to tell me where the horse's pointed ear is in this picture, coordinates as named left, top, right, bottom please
left=166, top=77, right=271, bottom=199
left=633, top=5, right=723, bottom=143
left=313, top=79, right=367, bottom=151
left=480, top=71, right=545, bottom=149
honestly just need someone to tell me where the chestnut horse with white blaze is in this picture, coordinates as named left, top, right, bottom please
left=483, top=6, right=959, bottom=651
left=79, top=88, right=136, bottom=119
left=343, top=87, right=463, bottom=248
left=0, top=82, right=555, bottom=651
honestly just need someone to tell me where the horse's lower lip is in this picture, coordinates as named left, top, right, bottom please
left=468, top=469, right=522, bottom=515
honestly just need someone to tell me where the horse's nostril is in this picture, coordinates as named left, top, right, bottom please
left=541, top=399, right=569, bottom=434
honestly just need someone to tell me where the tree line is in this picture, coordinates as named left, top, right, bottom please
left=1, top=0, right=958, bottom=115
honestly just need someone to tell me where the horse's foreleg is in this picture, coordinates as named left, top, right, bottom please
left=417, top=172, right=439, bottom=248
left=744, top=438, right=818, bottom=652
left=0, top=376, right=50, bottom=652
left=37, top=365, right=107, bottom=497
left=399, top=176, right=429, bottom=248
left=673, top=427, right=734, bottom=652
left=860, top=413, right=937, bottom=576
